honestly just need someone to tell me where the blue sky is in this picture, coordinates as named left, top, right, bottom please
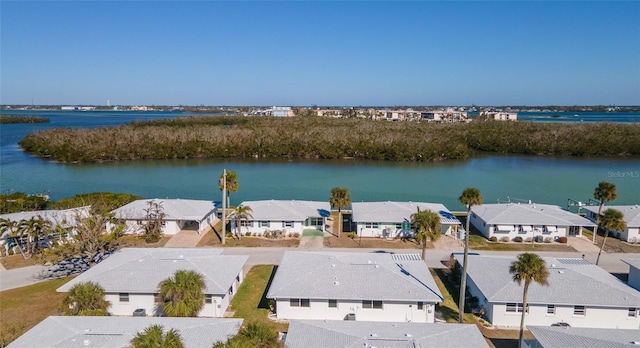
left=1, top=1, right=639, bottom=106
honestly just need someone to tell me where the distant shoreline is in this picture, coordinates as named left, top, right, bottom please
left=0, top=115, right=49, bottom=124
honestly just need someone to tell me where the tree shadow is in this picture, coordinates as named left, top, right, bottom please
left=208, top=222, right=222, bottom=243
left=258, top=265, right=278, bottom=310
left=489, top=338, right=518, bottom=348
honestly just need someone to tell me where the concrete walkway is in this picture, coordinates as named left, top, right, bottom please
left=163, top=227, right=210, bottom=248
left=567, top=236, right=601, bottom=253
left=298, top=236, right=324, bottom=249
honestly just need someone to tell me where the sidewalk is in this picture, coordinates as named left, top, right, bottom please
left=163, top=226, right=212, bottom=248
left=567, top=236, right=601, bottom=253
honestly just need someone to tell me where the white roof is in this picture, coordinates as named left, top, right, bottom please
left=111, top=199, right=215, bottom=221
left=285, top=320, right=489, bottom=348
left=582, top=205, right=640, bottom=227
left=7, top=316, right=242, bottom=348
left=267, top=251, right=443, bottom=303
left=352, top=201, right=461, bottom=225
left=471, top=203, right=596, bottom=227
left=460, top=254, right=640, bottom=307
left=57, top=248, right=247, bottom=295
left=0, top=207, right=90, bottom=237
left=239, top=200, right=330, bottom=221
left=528, top=326, right=640, bottom=348
left=622, top=259, right=640, bottom=272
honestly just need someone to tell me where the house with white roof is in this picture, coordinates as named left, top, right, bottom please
left=237, top=200, right=330, bottom=236
left=57, top=248, right=248, bottom=317
left=351, top=201, right=461, bottom=239
left=459, top=254, right=640, bottom=329
left=0, top=206, right=90, bottom=254
left=267, top=251, right=443, bottom=323
left=7, top=316, right=243, bottom=348
left=109, top=198, right=217, bottom=235
left=469, top=203, right=596, bottom=241
left=582, top=205, right=640, bottom=243
left=623, top=259, right=640, bottom=291
left=524, top=325, right=640, bottom=348
left=285, top=320, right=489, bottom=348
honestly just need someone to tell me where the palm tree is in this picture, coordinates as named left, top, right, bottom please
left=0, top=218, right=22, bottom=257
left=592, top=181, right=617, bottom=244
left=458, top=187, right=483, bottom=324
left=509, top=253, right=549, bottom=348
left=329, top=186, right=351, bottom=238
left=131, top=324, right=184, bottom=348
left=219, top=170, right=240, bottom=209
left=19, top=216, right=51, bottom=256
left=596, top=208, right=626, bottom=265
left=411, top=208, right=441, bottom=260
left=158, top=270, right=206, bottom=317
left=231, top=204, right=253, bottom=238
left=63, top=281, right=110, bottom=316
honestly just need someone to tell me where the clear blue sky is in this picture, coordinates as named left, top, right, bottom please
left=1, top=1, right=639, bottom=106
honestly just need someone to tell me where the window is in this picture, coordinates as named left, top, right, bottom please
left=629, top=308, right=637, bottom=318
left=547, top=305, right=556, bottom=315
left=362, top=300, right=383, bottom=309
left=328, top=299, right=337, bottom=308
left=364, top=222, right=379, bottom=229
left=395, top=223, right=403, bottom=230
left=306, top=217, right=323, bottom=226
left=119, top=293, right=129, bottom=303
left=205, top=294, right=213, bottom=304
left=574, top=306, right=586, bottom=316
left=506, top=303, right=527, bottom=313
left=228, top=287, right=233, bottom=295
left=282, top=221, right=294, bottom=228
left=417, top=302, right=424, bottom=310
left=290, top=299, right=310, bottom=307
left=259, top=221, right=270, bottom=228
left=240, top=220, right=252, bottom=227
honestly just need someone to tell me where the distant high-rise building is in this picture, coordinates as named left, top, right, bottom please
left=107, top=100, right=111, bottom=107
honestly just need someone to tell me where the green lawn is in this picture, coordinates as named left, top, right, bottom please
left=301, top=229, right=324, bottom=237
left=468, top=235, right=575, bottom=252
left=430, top=268, right=474, bottom=324
left=229, top=265, right=288, bottom=332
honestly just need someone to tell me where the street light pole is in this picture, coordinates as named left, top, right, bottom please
left=221, top=169, right=226, bottom=245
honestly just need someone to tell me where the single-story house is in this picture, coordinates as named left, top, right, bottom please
left=0, top=206, right=90, bottom=254
left=469, top=203, right=596, bottom=241
left=458, top=254, right=640, bottom=329
left=267, top=251, right=443, bottom=323
left=7, top=316, right=243, bottom=348
left=583, top=205, right=640, bottom=243
left=525, top=325, right=640, bottom=348
left=109, top=198, right=217, bottom=235
left=236, top=200, right=330, bottom=236
left=285, top=320, right=489, bottom=348
left=351, top=201, right=462, bottom=238
left=623, top=259, right=640, bottom=291
left=57, top=248, right=248, bottom=317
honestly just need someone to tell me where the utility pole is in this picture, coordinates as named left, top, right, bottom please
left=221, top=169, right=226, bottom=245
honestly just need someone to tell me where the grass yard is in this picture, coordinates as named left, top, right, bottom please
left=301, top=229, right=324, bottom=237
left=228, top=265, right=288, bottom=332
left=324, top=235, right=424, bottom=249
left=0, top=277, right=74, bottom=346
left=468, top=235, right=577, bottom=252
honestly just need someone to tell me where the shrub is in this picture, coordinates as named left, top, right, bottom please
left=245, top=232, right=251, bottom=237
left=544, top=237, right=553, bottom=243
left=513, top=236, right=523, bottom=243
left=263, top=230, right=272, bottom=238
left=500, top=236, right=510, bottom=243
left=346, top=232, right=357, bottom=239
left=524, top=237, right=533, bottom=243
left=558, top=236, right=568, bottom=244
left=489, top=236, right=498, bottom=242
left=292, top=232, right=300, bottom=238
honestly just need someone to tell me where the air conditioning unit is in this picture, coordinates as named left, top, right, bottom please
left=133, top=308, right=146, bottom=317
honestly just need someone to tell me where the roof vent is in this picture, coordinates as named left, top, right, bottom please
left=375, top=264, right=379, bottom=268
left=370, top=333, right=377, bottom=337
left=334, top=281, right=340, bottom=285
left=83, top=340, right=91, bottom=346
left=405, top=333, right=412, bottom=337
left=631, top=342, right=640, bottom=345
left=179, top=255, right=184, bottom=258
left=550, top=264, right=556, bottom=268
left=558, top=271, right=564, bottom=274
left=367, top=260, right=372, bottom=264
left=331, top=264, right=336, bottom=267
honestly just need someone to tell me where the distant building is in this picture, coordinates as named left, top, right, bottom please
left=582, top=205, right=640, bottom=243
left=271, top=106, right=294, bottom=117
left=525, top=326, right=640, bottom=348
left=481, top=111, right=518, bottom=121
left=623, top=259, right=640, bottom=291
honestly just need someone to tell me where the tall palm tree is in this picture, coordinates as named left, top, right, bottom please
left=19, top=216, right=50, bottom=257
left=219, top=170, right=240, bottom=209
left=231, top=204, right=253, bottom=238
left=509, top=253, right=549, bottom=348
left=592, top=181, right=617, bottom=244
left=411, top=208, right=441, bottom=260
left=63, top=281, right=110, bottom=316
left=131, top=324, right=184, bottom=348
left=158, top=270, right=206, bottom=317
left=329, top=186, right=351, bottom=238
left=0, top=218, right=22, bottom=257
left=596, top=208, right=626, bottom=265
left=458, top=187, right=483, bottom=324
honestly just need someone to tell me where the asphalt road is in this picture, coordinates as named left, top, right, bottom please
left=0, top=246, right=633, bottom=292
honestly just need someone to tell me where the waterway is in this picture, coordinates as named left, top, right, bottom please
left=1, top=110, right=638, bottom=210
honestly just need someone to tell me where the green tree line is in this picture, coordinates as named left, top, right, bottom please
left=18, top=116, right=640, bottom=163
left=0, top=115, right=50, bottom=124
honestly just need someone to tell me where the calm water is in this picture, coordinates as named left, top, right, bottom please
left=1, top=110, right=638, bottom=210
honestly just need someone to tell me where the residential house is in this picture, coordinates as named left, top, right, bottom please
left=458, top=254, right=640, bottom=329
left=480, top=111, right=518, bottom=121
left=351, top=201, right=461, bottom=238
left=236, top=200, right=330, bottom=236
left=582, top=205, right=640, bottom=243
left=110, top=198, right=217, bottom=235
left=7, top=316, right=243, bottom=348
left=524, top=326, right=640, bottom=348
left=469, top=203, right=595, bottom=241
left=284, top=320, right=489, bottom=348
left=271, top=106, right=294, bottom=117
left=623, top=259, right=640, bottom=291
left=57, top=248, right=248, bottom=317
left=267, top=251, right=443, bottom=323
